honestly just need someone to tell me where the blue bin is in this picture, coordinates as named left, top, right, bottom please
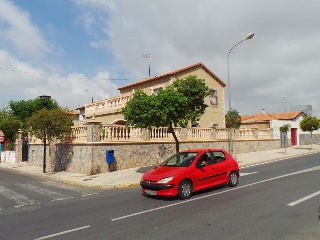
left=106, top=150, right=114, bottom=172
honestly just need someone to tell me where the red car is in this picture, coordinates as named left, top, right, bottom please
left=140, top=148, right=239, bottom=199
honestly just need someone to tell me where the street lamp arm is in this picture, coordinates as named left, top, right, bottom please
left=227, top=32, right=254, bottom=156
left=228, top=33, right=254, bottom=58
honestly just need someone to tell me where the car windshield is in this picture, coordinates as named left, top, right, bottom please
left=160, top=152, right=199, bottom=167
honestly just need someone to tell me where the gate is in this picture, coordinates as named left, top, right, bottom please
left=291, top=128, right=297, bottom=146
left=22, top=139, right=29, bottom=162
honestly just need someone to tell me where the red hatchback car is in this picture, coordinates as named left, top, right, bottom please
left=140, top=148, right=239, bottom=199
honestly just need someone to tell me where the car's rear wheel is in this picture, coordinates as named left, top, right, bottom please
left=228, top=171, right=238, bottom=187
left=178, top=180, right=192, bottom=199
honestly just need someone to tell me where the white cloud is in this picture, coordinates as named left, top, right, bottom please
left=0, top=0, right=50, bottom=60
left=75, top=0, right=320, bottom=115
left=1, top=0, right=320, bottom=117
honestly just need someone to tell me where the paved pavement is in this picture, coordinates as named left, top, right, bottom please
left=1, top=144, right=319, bottom=189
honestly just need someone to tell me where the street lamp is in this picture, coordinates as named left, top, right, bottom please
left=227, top=33, right=254, bottom=156
left=39, top=95, right=51, bottom=173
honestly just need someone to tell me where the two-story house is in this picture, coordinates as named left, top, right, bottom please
left=79, top=62, right=226, bottom=128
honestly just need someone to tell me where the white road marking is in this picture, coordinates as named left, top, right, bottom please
left=111, top=166, right=320, bottom=221
left=34, top=225, right=91, bottom=240
left=51, top=197, right=74, bottom=202
left=241, top=172, right=258, bottom=176
left=287, top=190, right=320, bottom=207
left=81, top=193, right=99, bottom=197
left=0, top=186, right=34, bottom=206
left=19, top=183, right=66, bottom=200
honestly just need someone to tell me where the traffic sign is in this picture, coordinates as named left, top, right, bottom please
left=0, top=130, right=5, bottom=143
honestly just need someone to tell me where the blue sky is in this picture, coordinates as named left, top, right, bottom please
left=1, top=0, right=320, bottom=116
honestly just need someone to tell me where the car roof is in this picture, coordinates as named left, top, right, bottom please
left=181, top=148, right=226, bottom=153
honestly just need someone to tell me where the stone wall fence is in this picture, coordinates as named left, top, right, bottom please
left=22, top=121, right=282, bottom=175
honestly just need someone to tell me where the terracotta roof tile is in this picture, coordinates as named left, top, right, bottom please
left=117, top=62, right=226, bottom=90
left=242, top=111, right=306, bottom=122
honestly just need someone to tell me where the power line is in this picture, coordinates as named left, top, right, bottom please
left=0, top=67, right=128, bottom=81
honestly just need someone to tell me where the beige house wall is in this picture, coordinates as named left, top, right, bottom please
left=241, top=122, right=270, bottom=129
left=83, top=63, right=226, bottom=128
left=119, top=66, right=225, bottom=128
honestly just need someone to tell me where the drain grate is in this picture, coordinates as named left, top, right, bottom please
left=16, top=203, right=44, bottom=210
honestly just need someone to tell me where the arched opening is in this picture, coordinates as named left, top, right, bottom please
left=112, top=119, right=127, bottom=125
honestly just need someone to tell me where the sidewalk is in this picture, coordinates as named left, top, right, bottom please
left=1, top=144, right=319, bottom=189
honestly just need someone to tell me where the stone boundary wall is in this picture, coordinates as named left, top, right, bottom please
left=27, top=139, right=281, bottom=175
left=299, top=134, right=320, bottom=145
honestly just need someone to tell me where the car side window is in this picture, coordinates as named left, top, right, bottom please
left=211, top=151, right=226, bottom=164
left=196, top=153, right=211, bottom=166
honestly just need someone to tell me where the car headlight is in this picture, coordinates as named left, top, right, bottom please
left=157, top=176, right=173, bottom=183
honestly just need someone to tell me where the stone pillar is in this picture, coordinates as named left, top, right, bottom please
left=16, top=129, right=23, bottom=166
left=180, top=128, right=188, bottom=140
left=269, top=128, right=273, bottom=138
left=86, top=121, right=102, bottom=176
left=234, top=129, right=240, bottom=140
left=141, top=128, right=150, bottom=141
left=210, top=126, right=217, bottom=140
left=87, top=121, right=102, bottom=142
left=253, top=127, right=259, bottom=139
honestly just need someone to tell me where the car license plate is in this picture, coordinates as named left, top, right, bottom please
left=145, top=190, right=157, bottom=195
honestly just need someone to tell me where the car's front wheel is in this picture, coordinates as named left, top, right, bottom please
left=228, top=171, right=238, bottom=187
left=178, top=180, right=192, bottom=200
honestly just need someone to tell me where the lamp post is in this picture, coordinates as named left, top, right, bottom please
left=143, top=53, right=151, bottom=78
left=227, top=33, right=254, bottom=156
left=39, top=95, right=51, bottom=173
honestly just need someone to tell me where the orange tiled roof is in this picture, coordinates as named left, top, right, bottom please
left=242, top=111, right=306, bottom=123
left=118, top=62, right=226, bottom=90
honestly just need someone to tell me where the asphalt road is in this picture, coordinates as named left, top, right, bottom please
left=1, top=153, right=319, bottom=240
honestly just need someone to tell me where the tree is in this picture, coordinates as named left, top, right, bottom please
left=225, top=109, right=242, bottom=129
left=0, top=109, right=22, bottom=141
left=225, top=109, right=242, bottom=156
left=123, top=89, right=188, bottom=153
left=171, top=75, right=211, bottom=127
left=299, top=116, right=320, bottom=149
left=123, top=75, right=209, bottom=153
left=9, top=98, right=59, bottom=133
left=121, top=90, right=157, bottom=128
left=27, top=108, right=73, bottom=142
left=27, top=108, right=73, bottom=173
left=279, top=124, right=291, bottom=153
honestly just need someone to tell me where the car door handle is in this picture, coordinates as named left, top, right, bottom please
left=211, top=168, right=215, bottom=171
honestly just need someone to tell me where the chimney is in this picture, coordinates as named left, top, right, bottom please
left=262, top=109, right=265, bottom=114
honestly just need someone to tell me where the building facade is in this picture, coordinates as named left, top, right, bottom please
left=241, top=111, right=307, bottom=146
left=80, top=62, right=226, bottom=128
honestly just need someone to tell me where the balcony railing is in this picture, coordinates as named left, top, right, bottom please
left=85, top=94, right=133, bottom=116
left=71, top=124, right=273, bottom=143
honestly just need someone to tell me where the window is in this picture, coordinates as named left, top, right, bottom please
left=210, top=151, right=226, bottom=163
left=150, top=84, right=164, bottom=95
left=152, top=87, right=163, bottom=95
left=210, top=89, right=218, bottom=106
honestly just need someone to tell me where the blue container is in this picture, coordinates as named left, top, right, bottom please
left=106, top=150, right=115, bottom=164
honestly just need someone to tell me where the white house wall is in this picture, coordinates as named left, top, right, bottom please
left=270, top=115, right=304, bottom=145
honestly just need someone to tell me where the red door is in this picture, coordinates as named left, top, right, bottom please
left=291, top=128, right=297, bottom=146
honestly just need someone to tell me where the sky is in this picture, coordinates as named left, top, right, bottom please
left=0, top=0, right=320, bottom=116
